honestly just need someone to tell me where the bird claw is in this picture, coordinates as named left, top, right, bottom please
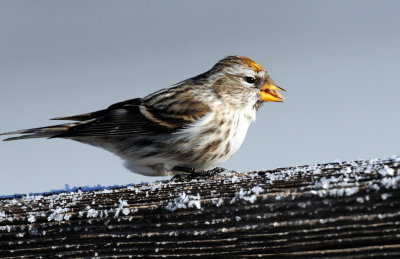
left=171, top=167, right=228, bottom=182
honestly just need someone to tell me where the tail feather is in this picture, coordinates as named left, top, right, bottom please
left=50, top=109, right=106, bottom=121
left=1, top=123, right=79, bottom=141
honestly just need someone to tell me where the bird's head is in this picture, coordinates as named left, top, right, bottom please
left=209, top=56, right=285, bottom=106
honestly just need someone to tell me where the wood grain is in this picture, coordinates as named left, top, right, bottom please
left=1, top=157, right=400, bottom=258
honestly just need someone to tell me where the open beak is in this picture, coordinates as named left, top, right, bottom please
left=259, top=83, right=286, bottom=102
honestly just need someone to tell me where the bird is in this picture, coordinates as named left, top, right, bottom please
left=1, top=56, right=285, bottom=176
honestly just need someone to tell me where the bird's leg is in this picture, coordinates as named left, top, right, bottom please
left=170, top=166, right=199, bottom=181
left=171, top=166, right=228, bottom=181
left=207, top=167, right=228, bottom=174
left=173, top=166, right=198, bottom=174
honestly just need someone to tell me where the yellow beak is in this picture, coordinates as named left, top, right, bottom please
left=259, top=84, right=286, bottom=102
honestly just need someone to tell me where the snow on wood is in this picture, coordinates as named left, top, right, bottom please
left=1, top=156, right=400, bottom=257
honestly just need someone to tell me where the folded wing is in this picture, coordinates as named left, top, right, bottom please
left=1, top=88, right=211, bottom=140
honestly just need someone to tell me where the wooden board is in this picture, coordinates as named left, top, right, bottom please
left=1, top=157, right=400, bottom=258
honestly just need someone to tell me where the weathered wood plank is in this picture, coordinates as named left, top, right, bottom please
left=1, top=156, right=400, bottom=258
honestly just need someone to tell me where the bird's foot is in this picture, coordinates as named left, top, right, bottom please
left=171, top=166, right=228, bottom=182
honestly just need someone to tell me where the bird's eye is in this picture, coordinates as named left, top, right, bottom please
left=245, top=77, right=256, bottom=84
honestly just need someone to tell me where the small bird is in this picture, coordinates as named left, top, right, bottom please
left=1, top=56, right=285, bottom=176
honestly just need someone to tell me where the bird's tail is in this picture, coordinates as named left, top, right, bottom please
left=0, top=123, right=80, bottom=141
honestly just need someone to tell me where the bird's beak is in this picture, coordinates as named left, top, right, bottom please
left=259, top=83, right=286, bottom=102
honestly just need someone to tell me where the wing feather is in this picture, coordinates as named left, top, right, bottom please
left=54, top=89, right=211, bottom=138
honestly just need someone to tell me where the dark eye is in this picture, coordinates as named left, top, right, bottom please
left=245, top=77, right=255, bottom=84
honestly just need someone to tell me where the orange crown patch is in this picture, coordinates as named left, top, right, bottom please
left=240, top=57, right=264, bottom=73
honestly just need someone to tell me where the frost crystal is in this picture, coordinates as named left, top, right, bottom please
left=118, top=199, right=129, bottom=209
left=165, top=193, right=202, bottom=211
left=47, top=207, right=70, bottom=222
left=251, top=186, right=264, bottom=195
left=87, top=209, right=99, bottom=218
left=212, top=198, right=224, bottom=207
left=27, top=214, right=36, bottom=223
left=122, top=208, right=130, bottom=216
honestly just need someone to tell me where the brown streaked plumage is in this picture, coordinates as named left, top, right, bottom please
left=0, top=56, right=285, bottom=176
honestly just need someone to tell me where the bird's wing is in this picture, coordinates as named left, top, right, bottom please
left=53, top=89, right=211, bottom=138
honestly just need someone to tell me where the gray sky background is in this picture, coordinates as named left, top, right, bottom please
left=1, top=1, right=399, bottom=195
